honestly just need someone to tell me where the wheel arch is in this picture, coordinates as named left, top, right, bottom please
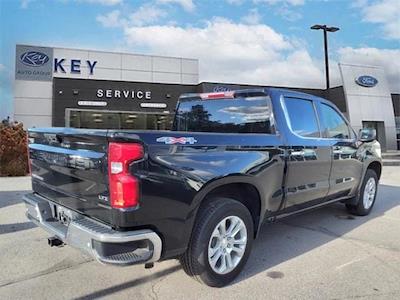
left=201, top=182, right=262, bottom=237
left=347, top=159, right=382, bottom=206
left=367, top=160, right=382, bottom=180
left=187, top=176, right=264, bottom=241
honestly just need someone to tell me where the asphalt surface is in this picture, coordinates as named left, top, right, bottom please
left=0, top=167, right=399, bottom=300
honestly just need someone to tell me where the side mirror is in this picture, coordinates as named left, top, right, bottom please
left=358, top=128, right=376, bottom=142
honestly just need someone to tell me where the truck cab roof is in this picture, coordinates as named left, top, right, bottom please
left=179, top=87, right=340, bottom=112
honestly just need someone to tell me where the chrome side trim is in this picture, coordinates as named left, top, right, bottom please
left=23, top=193, right=162, bottom=265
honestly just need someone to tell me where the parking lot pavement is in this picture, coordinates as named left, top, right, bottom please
left=0, top=167, right=399, bottom=300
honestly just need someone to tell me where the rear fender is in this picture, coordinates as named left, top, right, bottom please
left=180, top=175, right=265, bottom=247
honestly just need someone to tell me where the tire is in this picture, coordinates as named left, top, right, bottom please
left=180, top=197, right=254, bottom=287
left=346, top=169, right=378, bottom=216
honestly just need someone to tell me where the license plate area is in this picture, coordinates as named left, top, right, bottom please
left=53, top=204, right=73, bottom=226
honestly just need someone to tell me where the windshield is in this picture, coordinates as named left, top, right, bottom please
left=173, top=96, right=273, bottom=134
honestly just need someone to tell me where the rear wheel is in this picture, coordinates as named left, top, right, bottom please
left=180, top=197, right=254, bottom=287
left=346, top=169, right=378, bottom=216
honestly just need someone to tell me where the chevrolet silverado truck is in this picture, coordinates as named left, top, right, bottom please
left=24, top=88, right=382, bottom=287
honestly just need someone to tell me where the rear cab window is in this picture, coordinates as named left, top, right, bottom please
left=173, top=96, right=274, bottom=134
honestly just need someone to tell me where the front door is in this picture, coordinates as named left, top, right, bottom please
left=318, top=103, right=363, bottom=198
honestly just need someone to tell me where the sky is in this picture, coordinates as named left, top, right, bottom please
left=0, top=0, right=399, bottom=119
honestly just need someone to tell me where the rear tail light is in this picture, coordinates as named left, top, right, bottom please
left=108, top=142, right=144, bottom=209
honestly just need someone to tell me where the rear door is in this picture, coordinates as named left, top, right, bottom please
left=282, top=96, right=332, bottom=210
left=316, top=102, right=363, bottom=198
left=28, top=128, right=111, bottom=224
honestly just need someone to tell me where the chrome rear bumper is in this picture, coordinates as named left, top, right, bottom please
left=23, top=193, right=162, bottom=265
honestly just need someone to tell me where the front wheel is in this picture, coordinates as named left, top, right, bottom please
left=346, top=169, right=378, bottom=216
left=180, top=197, right=254, bottom=287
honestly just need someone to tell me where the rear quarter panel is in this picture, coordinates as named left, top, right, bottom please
left=111, top=130, right=285, bottom=258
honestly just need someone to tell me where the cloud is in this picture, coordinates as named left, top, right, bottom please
left=97, top=9, right=398, bottom=93
left=96, top=10, right=126, bottom=28
left=220, top=105, right=270, bottom=122
left=351, top=0, right=368, bottom=7
left=157, top=0, right=195, bottom=12
left=20, top=0, right=35, bottom=9
left=338, top=47, right=400, bottom=92
left=226, top=0, right=245, bottom=4
left=97, top=4, right=167, bottom=28
left=275, top=6, right=302, bottom=21
left=0, top=64, right=5, bottom=72
left=254, top=0, right=305, bottom=6
left=22, top=0, right=123, bottom=9
left=78, top=0, right=123, bottom=5
left=123, top=17, right=327, bottom=88
left=359, top=0, right=400, bottom=40
left=130, top=4, right=167, bottom=26
left=241, top=8, right=262, bottom=25
left=121, top=17, right=400, bottom=93
left=254, top=0, right=304, bottom=21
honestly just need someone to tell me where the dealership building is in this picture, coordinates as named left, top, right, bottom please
left=14, top=44, right=400, bottom=150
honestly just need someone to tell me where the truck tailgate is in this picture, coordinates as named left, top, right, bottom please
left=28, top=128, right=111, bottom=225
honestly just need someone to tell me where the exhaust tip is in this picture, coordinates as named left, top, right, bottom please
left=48, top=236, right=64, bottom=247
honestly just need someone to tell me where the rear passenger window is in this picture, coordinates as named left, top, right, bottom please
left=320, top=104, right=350, bottom=139
left=284, top=97, right=320, bottom=138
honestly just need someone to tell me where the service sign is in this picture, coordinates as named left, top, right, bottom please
left=355, top=75, right=378, bottom=88
left=15, top=45, right=53, bottom=81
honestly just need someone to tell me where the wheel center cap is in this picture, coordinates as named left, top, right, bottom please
left=221, top=238, right=228, bottom=248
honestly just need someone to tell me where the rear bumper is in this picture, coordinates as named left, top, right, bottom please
left=23, top=193, right=162, bottom=266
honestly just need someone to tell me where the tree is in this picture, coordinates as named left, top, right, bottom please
left=0, top=120, right=29, bottom=176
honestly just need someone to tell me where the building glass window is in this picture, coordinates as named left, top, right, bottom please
left=67, top=109, right=172, bottom=130
left=78, top=111, right=120, bottom=129
left=319, top=103, right=350, bottom=139
left=395, top=116, right=400, bottom=150
left=284, top=97, right=320, bottom=138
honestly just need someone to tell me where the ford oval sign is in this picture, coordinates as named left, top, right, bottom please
left=355, top=75, right=378, bottom=88
left=213, top=86, right=232, bottom=92
left=20, top=51, right=50, bottom=67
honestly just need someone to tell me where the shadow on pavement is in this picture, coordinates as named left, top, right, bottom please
left=0, top=222, right=37, bottom=235
left=0, top=190, right=31, bottom=209
left=0, top=190, right=36, bottom=235
left=236, top=183, right=400, bottom=284
left=74, top=265, right=182, bottom=300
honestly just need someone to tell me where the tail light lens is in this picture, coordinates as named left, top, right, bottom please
left=108, top=142, right=144, bottom=209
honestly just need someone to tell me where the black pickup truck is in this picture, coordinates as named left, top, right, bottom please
left=24, top=88, right=382, bottom=287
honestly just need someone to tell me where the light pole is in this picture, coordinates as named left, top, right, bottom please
left=310, top=24, right=340, bottom=90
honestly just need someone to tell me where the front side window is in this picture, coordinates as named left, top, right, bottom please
left=284, top=97, right=320, bottom=138
left=173, top=97, right=273, bottom=134
left=319, top=104, right=350, bottom=139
